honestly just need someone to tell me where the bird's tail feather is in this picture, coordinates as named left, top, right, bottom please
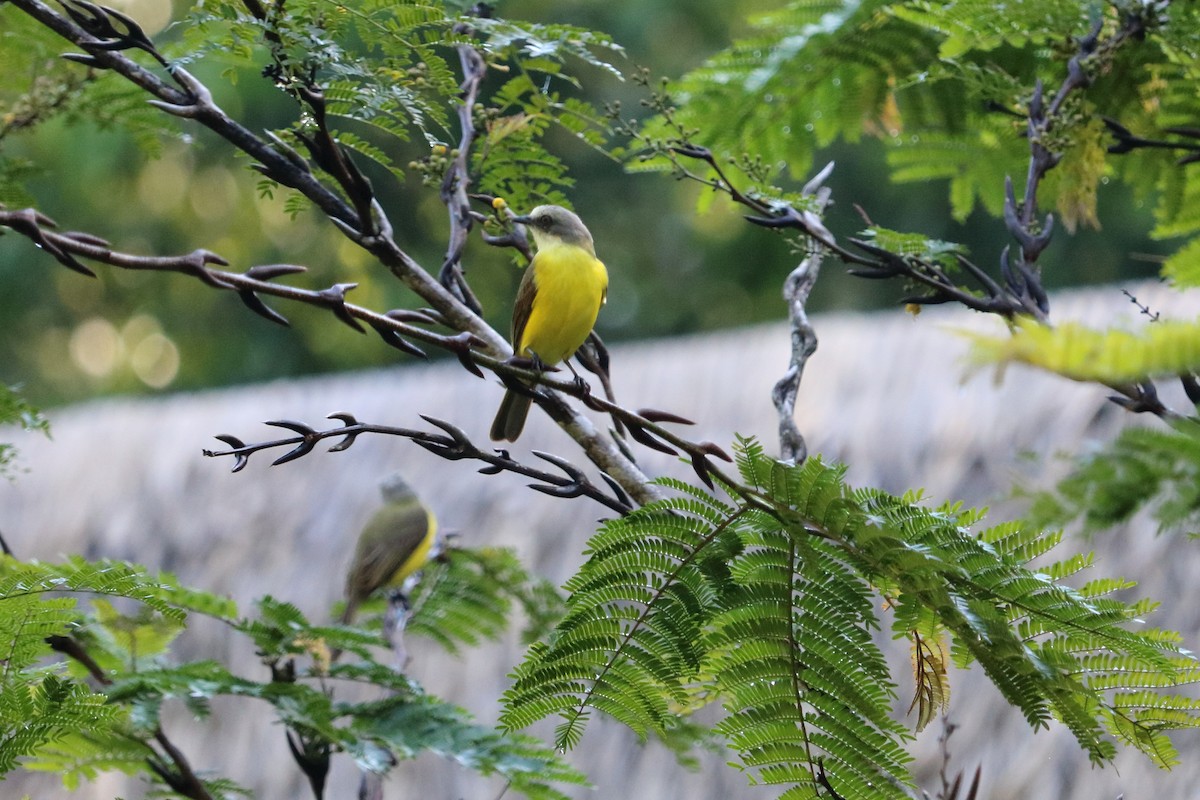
left=490, top=389, right=532, bottom=441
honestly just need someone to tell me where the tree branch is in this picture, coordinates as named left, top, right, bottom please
left=772, top=163, right=833, bottom=464
left=202, top=413, right=636, bottom=514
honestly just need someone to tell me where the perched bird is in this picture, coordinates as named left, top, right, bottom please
left=340, top=473, right=437, bottom=625
left=490, top=205, right=609, bottom=442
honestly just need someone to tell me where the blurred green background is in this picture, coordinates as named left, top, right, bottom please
left=0, top=0, right=1167, bottom=407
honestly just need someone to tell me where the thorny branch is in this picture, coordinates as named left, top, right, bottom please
left=0, top=201, right=731, bottom=496
left=203, top=413, right=636, bottom=514
left=1103, top=117, right=1200, bottom=165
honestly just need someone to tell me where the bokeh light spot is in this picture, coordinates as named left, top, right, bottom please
left=130, top=332, right=180, bottom=389
left=189, top=168, right=240, bottom=222
left=69, top=318, right=121, bottom=378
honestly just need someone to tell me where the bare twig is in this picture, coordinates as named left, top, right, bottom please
left=1104, top=117, right=1200, bottom=165
left=625, top=94, right=1039, bottom=320
left=437, top=13, right=491, bottom=313
left=202, top=413, right=636, bottom=514
left=773, top=162, right=833, bottom=464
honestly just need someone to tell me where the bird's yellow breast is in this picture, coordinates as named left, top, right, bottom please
left=519, top=243, right=608, bottom=366
left=388, top=508, right=437, bottom=587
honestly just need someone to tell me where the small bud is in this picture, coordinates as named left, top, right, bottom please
left=431, top=144, right=447, bottom=155
left=904, top=303, right=922, bottom=317
left=492, top=197, right=508, bottom=211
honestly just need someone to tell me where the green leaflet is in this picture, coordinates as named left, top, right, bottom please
left=404, top=545, right=564, bottom=652
left=1028, top=421, right=1200, bottom=536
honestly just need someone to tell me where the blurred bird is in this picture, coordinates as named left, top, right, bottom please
left=490, top=205, right=608, bottom=442
left=340, top=473, right=437, bottom=625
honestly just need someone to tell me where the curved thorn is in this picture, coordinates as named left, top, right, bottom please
left=214, top=434, right=246, bottom=449
left=63, top=231, right=110, bottom=247
left=899, top=293, right=953, bottom=306
left=598, top=472, right=633, bottom=509
left=147, top=99, right=203, bottom=119
left=846, top=267, right=902, bottom=280
left=246, top=263, right=307, bottom=280
left=411, top=438, right=454, bottom=458
left=317, top=283, right=365, bottom=332
left=272, top=440, right=315, bottom=466
left=239, top=290, right=290, bottom=326
left=626, top=422, right=678, bottom=456
left=447, top=331, right=484, bottom=378
left=419, top=415, right=471, bottom=444
left=699, top=441, right=734, bottom=462
left=265, top=419, right=317, bottom=435
left=691, top=455, right=714, bottom=489
left=62, top=53, right=104, bottom=67
left=531, top=450, right=585, bottom=481
left=743, top=213, right=794, bottom=229
left=385, top=308, right=440, bottom=325
left=530, top=482, right=585, bottom=499
left=328, top=433, right=359, bottom=453
left=53, top=251, right=97, bottom=278
left=370, top=320, right=428, bottom=359
left=636, top=408, right=695, bottom=426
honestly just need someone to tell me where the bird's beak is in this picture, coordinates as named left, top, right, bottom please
left=510, top=214, right=533, bottom=224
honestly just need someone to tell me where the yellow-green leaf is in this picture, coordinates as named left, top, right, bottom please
left=962, top=317, right=1200, bottom=383
left=1053, top=117, right=1106, bottom=233
left=1163, top=236, right=1200, bottom=288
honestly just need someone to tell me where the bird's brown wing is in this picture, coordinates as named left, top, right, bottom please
left=510, top=255, right=540, bottom=354
left=345, top=503, right=430, bottom=605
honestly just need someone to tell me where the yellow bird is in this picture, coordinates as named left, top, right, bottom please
left=340, top=473, right=437, bottom=625
left=490, top=205, right=609, bottom=442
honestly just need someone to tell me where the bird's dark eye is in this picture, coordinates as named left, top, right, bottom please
left=537, top=215, right=552, bottom=227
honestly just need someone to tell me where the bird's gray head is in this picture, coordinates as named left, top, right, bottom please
left=378, top=472, right=418, bottom=504
left=516, top=205, right=595, bottom=253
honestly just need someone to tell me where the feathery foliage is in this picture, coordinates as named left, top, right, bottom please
left=0, top=385, right=48, bottom=480
left=0, top=557, right=172, bottom=776
left=5, top=0, right=1200, bottom=796
left=0, top=552, right=584, bottom=798
left=502, top=438, right=1200, bottom=797
left=1028, top=420, right=1200, bottom=537
left=665, top=1, right=1200, bottom=260
left=404, top=545, right=565, bottom=652
left=179, top=0, right=620, bottom=212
